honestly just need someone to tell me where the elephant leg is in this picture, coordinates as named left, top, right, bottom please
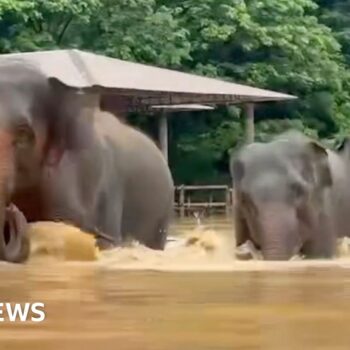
left=121, top=201, right=170, bottom=251
left=148, top=197, right=173, bottom=250
left=123, top=211, right=169, bottom=250
left=50, top=186, right=123, bottom=250
left=49, top=197, right=91, bottom=234
left=95, top=191, right=123, bottom=250
left=302, top=212, right=336, bottom=258
left=234, top=205, right=250, bottom=247
left=44, top=181, right=101, bottom=242
left=144, top=213, right=169, bottom=250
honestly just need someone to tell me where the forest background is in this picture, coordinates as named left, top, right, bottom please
left=1, top=0, right=348, bottom=184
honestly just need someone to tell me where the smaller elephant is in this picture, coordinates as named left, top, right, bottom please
left=230, top=130, right=338, bottom=260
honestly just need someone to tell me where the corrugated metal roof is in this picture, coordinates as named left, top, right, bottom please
left=0, top=49, right=296, bottom=106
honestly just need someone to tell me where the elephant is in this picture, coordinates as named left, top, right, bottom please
left=230, top=130, right=349, bottom=260
left=0, top=60, right=174, bottom=262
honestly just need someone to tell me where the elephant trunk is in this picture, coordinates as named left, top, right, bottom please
left=0, top=135, right=30, bottom=263
left=259, top=204, right=301, bottom=261
left=0, top=204, right=30, bottom=263
left=0, top=201, right=29, bottom=263
left=0, top=199, right=7, bottom=260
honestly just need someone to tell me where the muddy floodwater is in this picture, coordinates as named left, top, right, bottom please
left=1, top=217, right=350, bottom=349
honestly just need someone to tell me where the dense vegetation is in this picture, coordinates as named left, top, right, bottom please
left=0, top=0, right=350, bottom=184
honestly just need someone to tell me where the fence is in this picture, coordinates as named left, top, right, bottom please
left=174, top=185, right=234, bottom=217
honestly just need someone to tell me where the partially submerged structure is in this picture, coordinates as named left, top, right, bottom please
left=0, top=49, right=296, bottom=161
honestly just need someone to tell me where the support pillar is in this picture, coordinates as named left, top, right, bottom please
left=244, top=103, right=255, bottom=144
left=179, top=185, right=185, bottom=218
left=158, top=113, right=168, bottom=163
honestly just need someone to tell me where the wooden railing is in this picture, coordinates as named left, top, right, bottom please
left=174, top=185, right=233, bottom=217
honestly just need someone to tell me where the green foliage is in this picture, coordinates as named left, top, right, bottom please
left=79, top=0, right=191, bottom=66
left=316, top=0, right=350, bottom=134
left=0, top=0, right=101, bottom=51
left=164, top=0, right=350, bottom=183
left=0, top=0, right=349, bottom=184
left=318, top=0, right=350, bottom=64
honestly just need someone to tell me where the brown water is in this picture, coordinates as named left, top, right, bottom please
left=2, top=217, right=350, bottom=349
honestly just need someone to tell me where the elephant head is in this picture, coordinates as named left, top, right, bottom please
left=231, top=131, right=333, bottom=260
left=0, top=60, right=86, bottom=262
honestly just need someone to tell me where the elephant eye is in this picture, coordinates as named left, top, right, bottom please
left=13, top=125, right=35, bottom=148
left=290, top=182, right=307, bottom=200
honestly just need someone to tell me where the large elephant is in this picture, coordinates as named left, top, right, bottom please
left=230, top=130, right=348, bottom=260
left=0, top=60, right=174, bottom=261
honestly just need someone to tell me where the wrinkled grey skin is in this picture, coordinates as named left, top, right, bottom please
left=230, top=130, right=344, bottom=260
left=331, top=137, right=350, bottom=240
left=0, top=61, right=173, bottom=261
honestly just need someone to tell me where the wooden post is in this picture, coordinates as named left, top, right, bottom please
left=208, top=193, right=212, bottom=215
left=179, top=185, right=185, bottom=218
left=225, top=187, right=231, bottom=216
left=244, top=103, right=255, bottom=144
left=158, top=113, right=168, bottom=163
left=187, top=195, right=191, bottom=217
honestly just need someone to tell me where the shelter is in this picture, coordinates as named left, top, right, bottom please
left=0, top=49, right=296, bottom=160
left=150, top=104, right=214, bottom=163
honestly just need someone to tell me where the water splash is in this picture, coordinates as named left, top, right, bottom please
left=28, top=222, right=99, bottom=263
left=193, top=210, right=203, bottom=228
left=25, top=220, right=350, bottom=271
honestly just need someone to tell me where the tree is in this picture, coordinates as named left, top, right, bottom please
left=0, top=0, right=349, bottom=184
left=158, top=0, right=350, bottom=183
left=78, top=0, right=191, bottom=67
left=318, top=0, right=350, bottom=64
left=0, top=0, right=101, bottom=52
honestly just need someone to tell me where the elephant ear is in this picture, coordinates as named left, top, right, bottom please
left=47, top=78, right=91, bottom=153
left=336, top=136, right=350, bottom=162
left=307, top=141, right=332, bottom=188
